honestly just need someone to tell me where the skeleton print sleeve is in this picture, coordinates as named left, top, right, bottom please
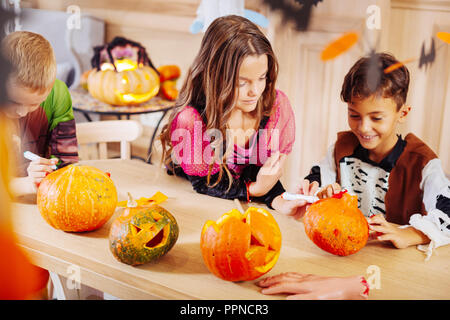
left=304, top=143, right=337, bottom=187
left=407, top=158, right=450, bottom=260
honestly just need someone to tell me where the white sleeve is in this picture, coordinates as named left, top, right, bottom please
left=407, top=159, right=450, bottom=261
left=318, top=143, right=337, bottom=187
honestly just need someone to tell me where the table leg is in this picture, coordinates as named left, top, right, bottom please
left=146, top=109, right=169, bottom=164
left=78, top=111, right=93, bottom=122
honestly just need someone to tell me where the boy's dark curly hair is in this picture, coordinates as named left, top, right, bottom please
left=341, top=52, right=410, bottom=110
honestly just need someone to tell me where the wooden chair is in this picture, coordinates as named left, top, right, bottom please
left=76, top=120, right=143, bottom=160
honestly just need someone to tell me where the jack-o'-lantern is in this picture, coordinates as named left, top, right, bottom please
left=109, top=193, right=179, bottom=266
left=37, top=165, right=118, bottom=232
left=87, top=37, right=160, bottom=106
left=200, top=207, right=281, bottom=282
left=303, top=191, right=369, bottom=256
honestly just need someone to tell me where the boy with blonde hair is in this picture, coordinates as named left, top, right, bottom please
left=1, top=31, right=78, bottom=195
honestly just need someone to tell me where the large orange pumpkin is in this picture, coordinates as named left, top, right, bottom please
left=37, top=165, right=118, bottom=232
left=200, top=207, right=281, bottom=282
left=303, top=191, right=369, bottom=256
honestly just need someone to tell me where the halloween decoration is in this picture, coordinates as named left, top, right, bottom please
left=262, top=0, right=323, bottom=31
left=157, top=65, right=181, bottom=101
left=303, top=191, right=369, bottom=256
left=419, top=38, right=436, bottom=70
left=109, top=193, right=179, bottom=266
left=87, top=37, right=160, bottom=106
left=117, top=191, right=168, bottom=207
left=320, top=32, right=359, bottom=61
left=37, top=165, right=118, bottom=232
left=383, top=57, right=415, bottom=74
left=190, top=0, right=269, bottom=34
left=200, top=207, right=281, bottom=282
left=437, top=32, right=450, bottom=44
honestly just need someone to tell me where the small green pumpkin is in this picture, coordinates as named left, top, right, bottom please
left=109, top=193, right=179, bottom=265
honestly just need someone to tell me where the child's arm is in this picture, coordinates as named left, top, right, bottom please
left=370, top=159, right=450, bottom=258
left=405, top=159, right=450, bottom=258
left=304, top=143, right=340, bottom=199
left=247, top=151, right=286, bottom=197
left=271, top=179, right=319, bottom=219
left=46, top=80, right=78, bottom=166
left=368, top=214, right=431, bottom=248
left=10, top=156, right=59, bottom=195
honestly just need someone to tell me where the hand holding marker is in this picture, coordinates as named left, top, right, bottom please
left=281, top=192, right=319, bottom=203
left=23, top=151, right=60, bottom=188
left=23, top=151, right=58, bottom=170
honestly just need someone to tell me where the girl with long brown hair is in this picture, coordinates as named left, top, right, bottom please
left=159, top=15, right=309, bottom=216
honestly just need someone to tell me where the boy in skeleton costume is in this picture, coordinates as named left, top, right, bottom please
left=304, top=53, right=450, bottom=260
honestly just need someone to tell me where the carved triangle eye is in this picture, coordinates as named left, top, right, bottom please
left=250, top=234, right=264, bottom=247
left=145, top=227, right=166, bottom=248
left=131, top=224, right=142, bottom=235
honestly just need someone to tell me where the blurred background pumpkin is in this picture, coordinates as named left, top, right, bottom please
left=87, top=37, right=160, bottom=106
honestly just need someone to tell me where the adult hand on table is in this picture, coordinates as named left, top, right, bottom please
left=257, top=272, right=369, bottom=300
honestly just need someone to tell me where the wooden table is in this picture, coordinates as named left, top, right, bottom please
left=11, top=160, right=450, bottom=300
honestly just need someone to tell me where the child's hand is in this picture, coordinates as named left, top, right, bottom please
left=271, top=195, right=307, bottom=220
left=368, top=214, right=430, bottom=249
left=26, top=156, right=59, bottom=187
left=299, top=178, right=319, bottom=197
left=271, top=180, right=319, bottom=220
left=250, top=152, right=286, bottom=197
left=257, top=272, right=369, bottom=300
left=316, top=182, right=341, bottom=199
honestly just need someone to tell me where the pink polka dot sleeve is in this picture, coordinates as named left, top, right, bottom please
left=266, top=90, right=296, bottom=155
left=170, top=106, right=221, bottom=177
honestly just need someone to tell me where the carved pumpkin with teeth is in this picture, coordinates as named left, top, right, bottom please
left=200, top=207, right=282, bottom=282
left=109, top=193, right=179, bottom=266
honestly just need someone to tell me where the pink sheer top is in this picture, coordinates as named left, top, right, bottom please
left=170, top=89, right=295, bottom=177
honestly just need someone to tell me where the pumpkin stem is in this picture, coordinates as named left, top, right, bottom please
left=127, top=192, right=138, bottom=208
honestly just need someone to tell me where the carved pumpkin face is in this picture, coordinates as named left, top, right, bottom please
left=109, top=199, right=179, bottom=266
left=304, top=191, right=369, bottom=256
left=200, top=207, right=281, bottom=282
left=87, top=58, right=160, bottom=106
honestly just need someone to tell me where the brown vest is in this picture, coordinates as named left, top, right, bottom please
left=334, top=131, right=437, bottom=225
